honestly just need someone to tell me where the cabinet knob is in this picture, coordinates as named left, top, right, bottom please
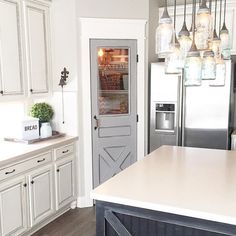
left=30, top=89, right=33, bottom=93
left=31, top=180, right=34, bottom=184
left=57, top=169, right=60, bottom=172
left=0, top=91, right=3, bottom=95
left=23, top=183, right=27, bottom=187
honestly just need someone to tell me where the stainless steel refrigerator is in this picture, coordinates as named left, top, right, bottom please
left=149, top=62, right=235, bottom=152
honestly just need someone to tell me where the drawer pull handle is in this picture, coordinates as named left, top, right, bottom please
left=31, top=180, right=34, bottom=184
left=5, top=169, right=15, bottom=175
left=62, top=150, right=69, bottom=154
left=37, top=158, right=45, bottom=163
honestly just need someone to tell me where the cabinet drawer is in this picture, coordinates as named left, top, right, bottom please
left=55, top=144, right=74, bottom=160
left=0, top=152, right=52, bottom=182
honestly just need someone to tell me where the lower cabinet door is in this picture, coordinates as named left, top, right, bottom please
left=29, top=165, right=54, bottom=226
left=0, top=176, right=27, bottom=236
left=56, top=157, right=74, bottom=210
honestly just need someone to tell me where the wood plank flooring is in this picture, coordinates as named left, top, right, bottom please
left=32, top=207, right=96, bottom=236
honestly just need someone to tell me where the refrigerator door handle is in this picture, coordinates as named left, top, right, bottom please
left=177, top=74, right=185, bottom=147
left=181, top=76, right=186, bottom=147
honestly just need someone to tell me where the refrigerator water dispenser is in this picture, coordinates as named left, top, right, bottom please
left=155, top=103, right=175, bottom=132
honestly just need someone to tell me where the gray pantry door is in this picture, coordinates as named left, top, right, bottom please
left=90, top=39, right=137, bottom=188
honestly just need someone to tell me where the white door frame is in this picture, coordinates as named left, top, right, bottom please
left=78, top=18, right=147, bottom=207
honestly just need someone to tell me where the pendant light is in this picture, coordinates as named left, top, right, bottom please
left=220, top=0, right=230, bottom=59
left=178, top=0, right=192, bottom=62
left=210, top=0, right=221, bottom=59
left=210, top=0, right=226, bottom=86
left=195, top=0, right=212, bottom=50
left=202, top=50, right=216, bottom=79
left=201, top=0, right=216, bottom=80
left=209, top=54, right=226, bottom=86
left=155, top=0, right=174, bottom=58
left=165, top=0, right=182, bottom=74
left=184, top=0, right=202, bottom=86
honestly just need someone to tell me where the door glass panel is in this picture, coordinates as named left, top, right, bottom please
left=97, top=48, right=129, bottom=115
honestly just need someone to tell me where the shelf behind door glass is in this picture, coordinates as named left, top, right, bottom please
left=97, top=48, right=129, bottom=115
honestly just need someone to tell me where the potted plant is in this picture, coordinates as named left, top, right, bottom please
left=30, top=102, right=54, bottom=138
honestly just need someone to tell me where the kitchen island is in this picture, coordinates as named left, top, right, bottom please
left=91, top=146, right=236, bottom=236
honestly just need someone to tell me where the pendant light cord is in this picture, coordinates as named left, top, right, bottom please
left=223, top=0, right=226, bottom=24
left=190, top=0, right=195, bottom=32
left=219, top=0, right=222, bottom=34
left=184, top=0, right=187, bottom=23
left=192, top=0, right=196, bottom=42
left=209, top=0, right=212, bottom=13
left=214, top=0, right=217, bottom=31
left=174, top=0, right=177, bottom=29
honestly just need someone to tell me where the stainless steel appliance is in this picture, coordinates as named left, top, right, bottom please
left=149, top=62, right=235, bottom=152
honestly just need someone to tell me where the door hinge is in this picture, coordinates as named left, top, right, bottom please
left=136, top=54, right=139, bottom=63
left=137, top=114, right=139, bottom=122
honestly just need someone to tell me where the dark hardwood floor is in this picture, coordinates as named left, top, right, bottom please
left=32, top=207, right=96, bottom=236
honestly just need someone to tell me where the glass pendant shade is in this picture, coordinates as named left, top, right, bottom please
left=195, top=1, right=213, bottom=50
left=202, top=50, right=216, bottom=79
left=220, top=23, right=230, bottom=59
left=165, top=35, right=182, bottom=73
left=209, top=56, right=226, bottom=86
left=156, top=7, right=174, bottom=58
left=209, top=30, right=221, bottom=59
left=178, top=23, right=192, bottom=62
left=184, top=45, right=202, bottom=86
left=189, top=25, right=194, bottom=41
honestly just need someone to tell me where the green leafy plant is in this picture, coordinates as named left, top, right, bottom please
left=30, top=103, right=54, bottom=122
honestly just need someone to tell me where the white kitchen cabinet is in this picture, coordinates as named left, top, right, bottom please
left=24, top=0, right=51, bottom=95
left=0, top=0, right=24, bottom=97
left=55, top=157, right=74, bottom=210
left=28, top=165, right=54, bottom=227
left=0, top=176, right=27, bottom=236
left=0, top=138, right=77, bottom=235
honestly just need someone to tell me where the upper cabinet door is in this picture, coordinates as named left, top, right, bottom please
left=0, top=0, right=24, bottom=96
left=24, top=1, right=51, bottom=95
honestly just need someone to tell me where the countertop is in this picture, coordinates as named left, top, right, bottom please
left=0, top=135, right=78, bottom=167
left=91, top=145, right=236, bottom=225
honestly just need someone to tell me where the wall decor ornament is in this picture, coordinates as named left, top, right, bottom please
left=59, top=67, right=69, bottom=124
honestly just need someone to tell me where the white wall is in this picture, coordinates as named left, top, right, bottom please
left=49, top=0, right=150, bottom=207
left=49, top=0, right=78, bottom=136
left=76, top=0, right=149, bottom=19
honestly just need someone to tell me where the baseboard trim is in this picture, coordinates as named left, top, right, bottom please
left=77, top=196, right=93, bottom=208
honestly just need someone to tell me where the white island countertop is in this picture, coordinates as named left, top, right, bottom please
left=0, top=135, right=78, bottom=167
left=91, top=145, right=236, bottom=225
